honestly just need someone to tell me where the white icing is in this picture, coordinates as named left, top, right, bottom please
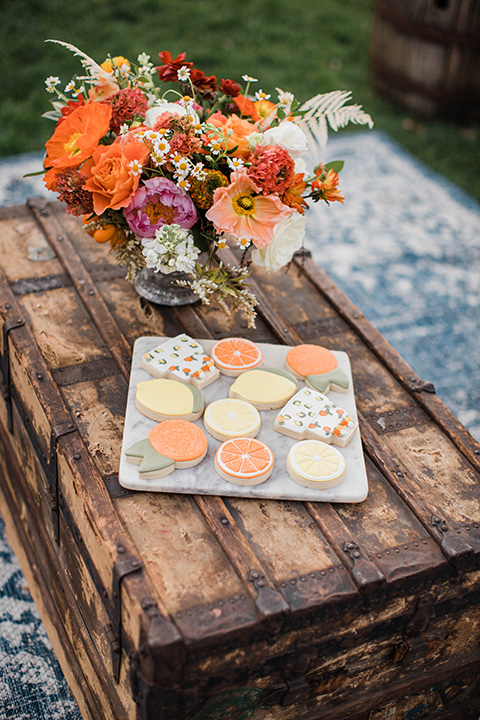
left=143, top=334, right=217, bottom=382
left=275, top=387, right=356, bottom=444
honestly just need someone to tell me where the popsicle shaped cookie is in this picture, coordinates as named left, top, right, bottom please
left=274, top=387, right=357, bottom=447
left=285, top=344, right=349, bottom=393
left=125, top=419, right=208, bottom=479
left=142, top=334, right=219, bottom=389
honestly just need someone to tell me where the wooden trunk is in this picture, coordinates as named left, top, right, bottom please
left=1, top=198, right=480, bottom=720
left=370, top=0, right=480, bottom=120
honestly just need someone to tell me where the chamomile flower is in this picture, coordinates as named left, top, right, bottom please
left=255, top=90, right=271, bottom=101
left=242, top=75, right=258, bottom=83
left=227, top=157, right=245, bottom=172
left=45, top=76, right=60, bottom=93
left=237, top=236, right=252, bottom=248
left=177, top=66, right=191, bottom=82
left=191, top=162, right=208, bottom=181
left=119, top=124, right=130, bottom=136
left=64, top=80, right=76, bottom=93
left=129, top=159, right=143, bottom=176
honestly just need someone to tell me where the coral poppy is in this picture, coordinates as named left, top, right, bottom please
left=205, top=174, right=292, bottom=248
left=206, top=113, right=257, bottom=160
left=44, top=101, right=112, bottom=172
left=82, top=138, right=150, bottom=215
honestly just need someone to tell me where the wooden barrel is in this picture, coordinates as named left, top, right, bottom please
left=370, top=0, right=480, bottom=119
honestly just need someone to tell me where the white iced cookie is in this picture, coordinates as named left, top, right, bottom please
left=287, top=440, right=346, bottom=489
left=204, top=398, right=261, bottom=441
left=142, top=334, right=219, bottom=389
left=135, top=378, right=204, bottom=422
left=229, top=368, right=297, bottom=410
left=274, top=387, right=357, bottom=447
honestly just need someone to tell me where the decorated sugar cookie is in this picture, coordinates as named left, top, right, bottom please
left=204, top=398, right=261, bottom=441
left=229, top=368, right=297, bottom=410
left=135, top=378, right=204, bottom=422
left=286, top=344, right=349, bottom=393
left=210, top=337, right=263, bottom=376
left=125, top=419, right=208, bottom=479
left=287, top=440, right=346, bottom=489
left=142, top=334, right=219, bottom=389
left=215, top=437, right=274, bottom=486
left=275, top=387, right=357, bottom=447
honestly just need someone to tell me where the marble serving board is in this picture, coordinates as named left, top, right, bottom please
left=118, top=337, right=369, bottom=503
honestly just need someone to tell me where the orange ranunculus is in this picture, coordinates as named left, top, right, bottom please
left=82, top=139, right=150, bottom=215
left=44, top=101, right=112, bottom=172
left=206, top=112, right=257, bottom=160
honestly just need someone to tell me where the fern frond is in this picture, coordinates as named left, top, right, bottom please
left=298, top=90, right=374, bottom=152
left=45, top=39, right=112, bottom=82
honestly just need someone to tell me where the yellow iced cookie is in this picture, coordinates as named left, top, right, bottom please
left=135, top=378, right=204, bottom=422
left=229, top=368, right=297, bottom=410
left=204, top=398, right=261, bottom=441
left=287, top=440, right=346, bottom=489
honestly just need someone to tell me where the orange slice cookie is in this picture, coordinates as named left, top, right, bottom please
left=215, top=437, right=274, bottom=486
left=210, top=337, right=263, bottom=376
left=229, top=368, right=297, bottom=410
left=204, top=398, right=261, bottom=441
left=286, top=344, right=349, bottom=393
left=287, top=440, right=346, bottom=489
left=135, top=378, right=204, bottom=422
left=125, top=419, right=208, bottom=479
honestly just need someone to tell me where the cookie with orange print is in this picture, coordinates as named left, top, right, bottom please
left=274, top=387, right=357, bottom=448
left=285, top=344, right=349, bottom=394
left=210, top=337, right=263, bottom=377
left=142, top=334, right=219, bottom=389
left=215, top=437, right=274, bottom=486
left=125, top=419, right=208, bottom=479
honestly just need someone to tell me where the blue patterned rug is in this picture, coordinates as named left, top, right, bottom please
left=0, top=130, right=479, bottom=718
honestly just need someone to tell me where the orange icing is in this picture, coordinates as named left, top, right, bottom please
left=149, top=420, right=208, bottom=462
left=286, top=344, right=337, bottom=377
left=212, top=337, right=262, bottom=370
left=216, top=437, right=274, bottom=478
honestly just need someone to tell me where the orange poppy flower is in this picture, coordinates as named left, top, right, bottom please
left=44, top=101, right=112, bottom=172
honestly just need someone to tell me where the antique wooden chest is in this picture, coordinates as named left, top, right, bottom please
left=0, top=198, right=479, bottom=720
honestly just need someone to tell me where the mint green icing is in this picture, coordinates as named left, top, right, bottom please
left=126, top=438, right=174, bottom=474
left=306, top=368, right=349, bottom=393
left=185, top=382, right=204, bottom=413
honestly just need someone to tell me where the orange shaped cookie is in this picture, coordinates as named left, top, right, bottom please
left=210, top=337, right=262, bottom=376
left=125, top=419, right=208, bottom=479
left=215, top=437, right=274, bottom=486
left=286, top=344, right=349, bottom=393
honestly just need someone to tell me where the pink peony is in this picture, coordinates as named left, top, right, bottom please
left=124, top=177, right=197, bottom=237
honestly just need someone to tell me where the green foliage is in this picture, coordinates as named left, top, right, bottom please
left=0, top=0, right=478, bottom=200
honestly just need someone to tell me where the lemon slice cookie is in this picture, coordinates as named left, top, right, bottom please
left=135, top=378, right=204, bottom=422
left=287, top=440, right=346, bottom=489
left=204, top=398, right=261, bottom=441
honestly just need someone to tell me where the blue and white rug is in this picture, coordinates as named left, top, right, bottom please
left=0, top=130, right=479, bottom=718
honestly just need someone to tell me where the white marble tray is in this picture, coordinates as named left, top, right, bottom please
left=118, top=337, right=369, bottom=503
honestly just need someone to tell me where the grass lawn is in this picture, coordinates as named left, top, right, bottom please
left=1, top=0, right=478, bottom=200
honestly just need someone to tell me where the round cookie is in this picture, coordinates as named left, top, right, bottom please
left=286, top=344, right=349, bottom=393
left=229, top=368, right=297, bottom=410
left=204, top=398, right=261, bottom=441
left=135, top=378, right=204, bottom=422
left=210, top=337, right=263, bottom=376
left=215, top=437, right=274, bottom=486
left=125, top=419, right=208, bottom=479
left=287, top=440, right=346, bottom=489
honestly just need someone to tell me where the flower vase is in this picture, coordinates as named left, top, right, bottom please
left=133, top=268, right=199, bottom=306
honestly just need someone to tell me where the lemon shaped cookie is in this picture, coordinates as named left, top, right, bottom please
left=287, top=440, right=346, bottom=489
left=204, top=398, right=261, bottom=441
left=135, top=378, right=204, bottom=422
left=229, top=368, right=297, bottom=410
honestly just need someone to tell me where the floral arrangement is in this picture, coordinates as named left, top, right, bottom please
left=42, top=40, right=373, bottom=326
